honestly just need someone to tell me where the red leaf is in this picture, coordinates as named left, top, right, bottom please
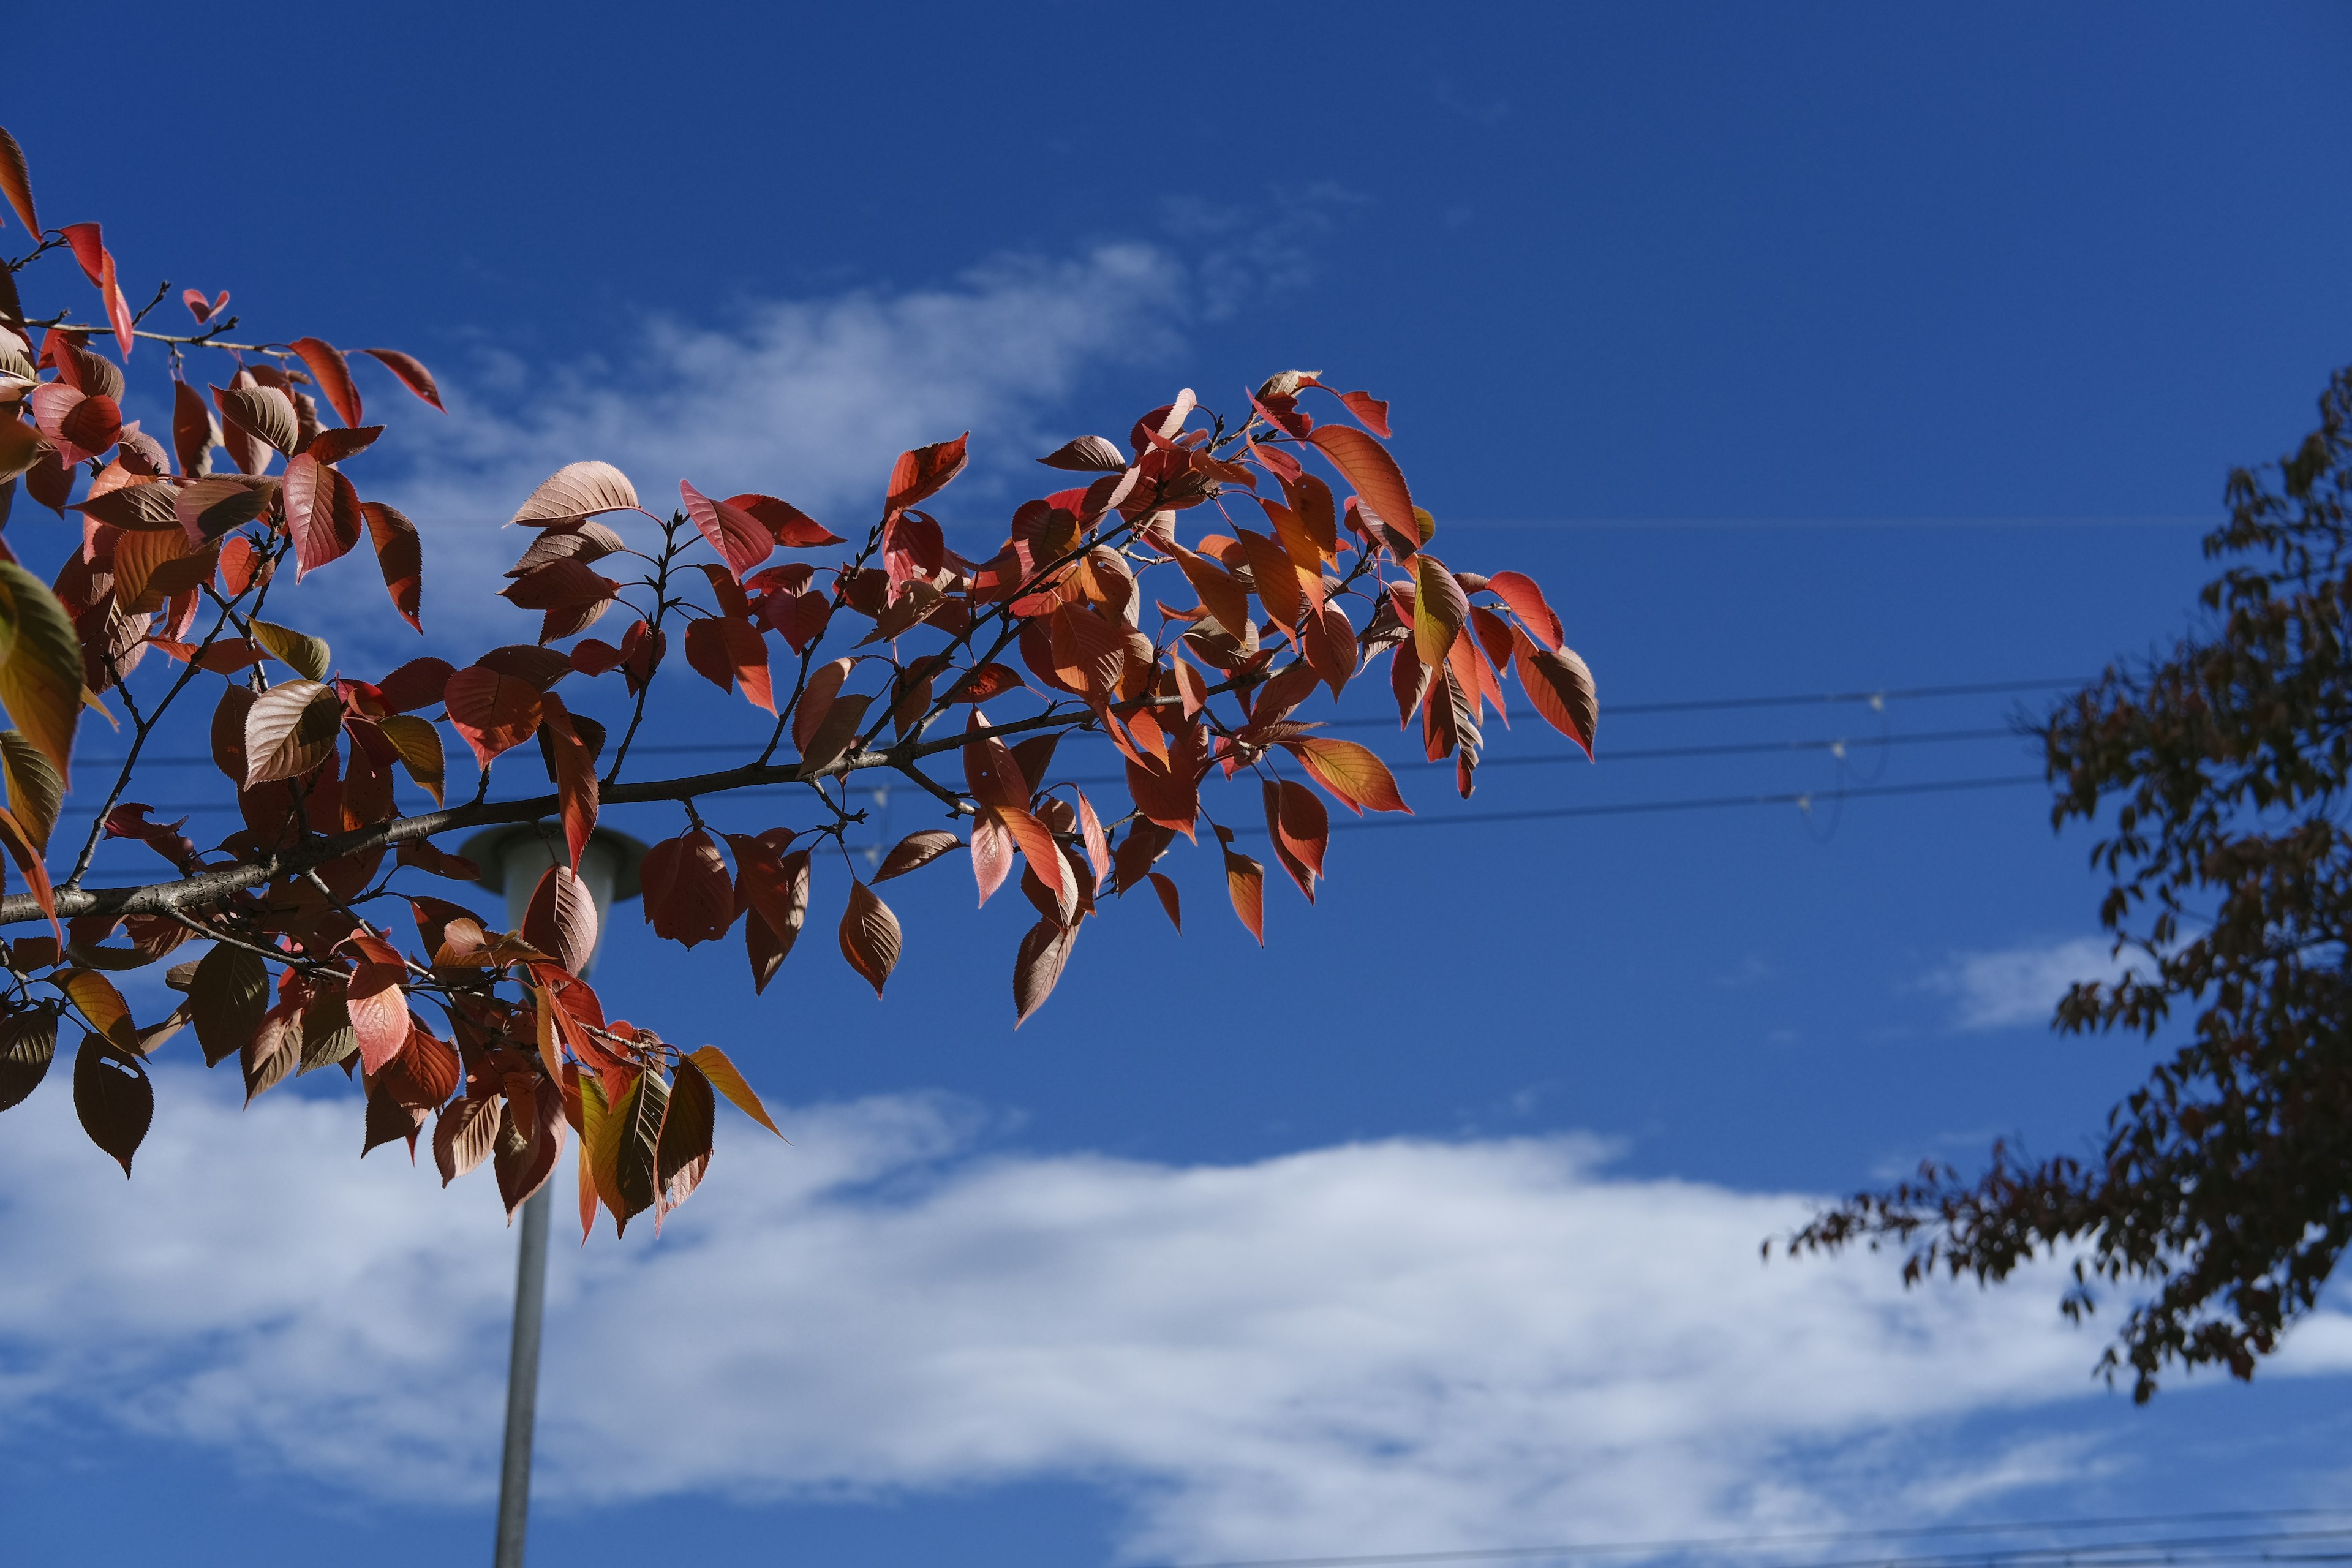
left=541, top=691, right=600, bottom=870
left=1146, top=870, right=1182, bottom=932
left=181, top=288, right=228, bottom=325
left=970, top=810, right=1014, bottom=908
left=170, top=380, right=211, bottom=480
left=360, top=348, right=445, bottom=412
left=680, top=480, right=774, bottom=580
left=289, top=338, right=364, bottom=428
left=683, top=616, right=774, bottom=712
left=727, top=834, right=810, bottom=993
left=1169, top=543, right=1253, bottom=640
left=728, top=493, right=843, bottom=548
left=874, top=829, right=961, bottom=883
left=444, top=665, right=543, bottom=769
left=885, top=434, right=969, bottom=517
left=375, top=657, right=453, bottom=714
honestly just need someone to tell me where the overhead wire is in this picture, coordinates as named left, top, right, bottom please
left=1142, top=1510, right=2352, bottom=1568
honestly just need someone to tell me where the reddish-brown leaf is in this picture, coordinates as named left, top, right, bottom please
left=728, top=493, right=842, bottom=548
left=74, top=1034, right=151, bottom=1175
left=434, top=1095, right=502, bottom=1186
left=837, top=880, right=901, bottom=997
left=522, top=864, right=599, bottom=976
left=1012, top=918, right=1079, bottom=1026
left=683, top=615, right=774, bottom=712
left=213, top=383, right=299, bottom=459
left=641, top=829, right=736, bottom=947
left=189, top=942, right=270, bottom=1068
left=874, top=829, right=962, bottom=883
left=1487, top=570, right=1566, bottom=650
left=0, top=1010, right=58, bottom=1114
left=1142, top=870, right=1182, bottom=932
left=360, top=347, right=445, bottom=412
left=734, top=841, right=810, bottom=993
left=0, top=127, right=37, bottom=236
left=655, top=1056, right=717, bottom=1221
left=362, top=501, right=424, bottom=632
left=885, top=434, right=969, bottom=517
left=1512, top=629, right=1597, bottom=757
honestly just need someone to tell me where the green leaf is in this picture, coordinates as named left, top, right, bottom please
left=0, top=560, right=85, bottom=783
left=249, top=620, right=331, bottom=682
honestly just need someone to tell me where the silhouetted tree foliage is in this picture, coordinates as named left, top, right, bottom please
left=1790, top=366, right=2352, bottom=1400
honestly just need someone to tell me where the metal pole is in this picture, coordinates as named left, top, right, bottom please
left=470, top=824, right=646, bottom=1568
left=494, top=1185, right=552, bottom=1568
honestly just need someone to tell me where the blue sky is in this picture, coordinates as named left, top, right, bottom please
left=5, top=3, right=2352, bottom=1564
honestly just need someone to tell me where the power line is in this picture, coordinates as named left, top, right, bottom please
left=1147, top=1510, right=2352, bottom=1568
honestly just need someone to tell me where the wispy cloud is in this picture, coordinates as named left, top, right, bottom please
left=1925, top=937, right=2136, bottom=1031
left=6, top=1069, right=2310, bottom=1564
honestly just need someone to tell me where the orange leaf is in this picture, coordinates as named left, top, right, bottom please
left=684, top=1044, right=785, bottom=1137
left=1511, top=629, right=1597, bottom=758
left=1223, top=849, right=1265, bottom=945
left=289, top=337, right=364, bottom=428
left=1283, top=736, right=1411, bottom=816
left=1306, top=425, right=1416, bottom=559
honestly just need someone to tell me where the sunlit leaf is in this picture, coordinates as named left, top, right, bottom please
left=837, top=880, right=901, bottom=997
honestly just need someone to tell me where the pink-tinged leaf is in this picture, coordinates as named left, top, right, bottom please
left=509, top=461, right=638, bottom=527
left=282, top=453, right=365, bottom=578
left=1036, top=435, right=1128, bottom=472
left=360, top=348, right=445, bottom=412
left=1306, top=425, right=1416, bottom=559
left=1283, top=736, right=1412, bottom=815
left=885, top=434, right=969, bottom=517
left=1146, top=870, right=1182, bottom=932
left=680, top=480, right=775, bottom=580
left=182, top=288, right=228, bottom=325
left=971, top=810, right=1016, bottom=907
left=31, top=383, right=119, bottom=467
left=1074, top=790, right=1110, bottom=893
left=1329, top=386, right=1392, bottom=438
left=443, top=665, right=543, bottom=769
left=1511, top=629, right=1597, bottom=757
left=1486, top=570, right=1565, bottom=650
left=307, top=424, right=383, bottom=464
left=0, top=129, right=37, bottom=235
left=289, top=338, right=363, bottom=428
left=347, top=963, right=410, bottom=1077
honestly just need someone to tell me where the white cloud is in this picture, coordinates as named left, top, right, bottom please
left=6, top=1066, right=2318, bottom=1564
left=356, top=243, right=1188, bottom=650
left=1926, top=937, right=2138, bottom=1031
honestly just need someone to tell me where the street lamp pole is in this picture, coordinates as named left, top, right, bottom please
left=463, top=824, right=646, bottom=1568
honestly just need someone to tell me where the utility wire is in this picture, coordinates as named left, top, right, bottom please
left=1147, top=1510, right=2352, bottom=1568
